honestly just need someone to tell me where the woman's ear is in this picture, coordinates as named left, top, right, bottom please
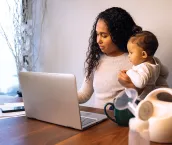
left=142, top=51, right=148, bottom=58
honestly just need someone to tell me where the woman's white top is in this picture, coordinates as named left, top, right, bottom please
left=78, top=54, right=168, bottom=109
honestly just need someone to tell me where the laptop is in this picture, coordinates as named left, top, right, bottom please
left=19, top=72, right=107, bottom=130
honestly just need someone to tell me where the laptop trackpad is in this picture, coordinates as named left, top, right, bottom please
left=80, top=111, right=107, bottom=127
left=81, top=116, right=97, bottom=126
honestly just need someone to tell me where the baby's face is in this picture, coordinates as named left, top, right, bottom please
left=127, top=41, right=146, bottom=66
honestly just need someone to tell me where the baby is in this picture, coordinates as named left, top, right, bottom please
left=120, top=31, right=161, bottom=100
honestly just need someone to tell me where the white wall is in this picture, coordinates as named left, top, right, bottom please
left=38, top=0, right=172, bottom=107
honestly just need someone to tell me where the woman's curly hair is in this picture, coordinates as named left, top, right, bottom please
left=85, top=7, right=142, bottom=79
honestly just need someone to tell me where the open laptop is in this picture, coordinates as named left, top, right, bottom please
left=19, top=72, right=107, bottom=130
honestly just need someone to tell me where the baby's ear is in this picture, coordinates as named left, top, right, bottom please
left=142, top=51, right=148, bottom=58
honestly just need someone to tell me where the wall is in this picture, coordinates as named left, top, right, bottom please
left=37, top=0, right=172, bottom=107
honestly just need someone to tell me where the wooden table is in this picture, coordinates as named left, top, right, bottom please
left=0, top=96, right=171, bottom=145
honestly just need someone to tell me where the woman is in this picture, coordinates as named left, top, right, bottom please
left=78, top=7, right=168, bottom=109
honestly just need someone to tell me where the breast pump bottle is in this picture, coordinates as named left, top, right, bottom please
left=114, top=88, right=154, bottom=145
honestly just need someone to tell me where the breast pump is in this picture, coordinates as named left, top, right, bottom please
left=114, top=88, right=172, bottom=144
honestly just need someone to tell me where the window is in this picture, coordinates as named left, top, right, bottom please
left=0, top=0, right=20, bottom=96
left=0, top=0, right=44, bottom=97
left=0, top=0, right=33, bottom=97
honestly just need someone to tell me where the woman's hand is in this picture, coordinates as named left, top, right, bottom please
left=118, top=70, right=143, bottom=94
left=118, top=70, right=135, bottom=88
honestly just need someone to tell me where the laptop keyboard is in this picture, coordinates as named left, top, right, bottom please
left=81, top=116, right=97, bottom=126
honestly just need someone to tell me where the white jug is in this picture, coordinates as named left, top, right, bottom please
left=144, top=88, right=172, bottom=143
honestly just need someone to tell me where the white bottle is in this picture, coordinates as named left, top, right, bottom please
left=129, top=118, right=150, bottom=145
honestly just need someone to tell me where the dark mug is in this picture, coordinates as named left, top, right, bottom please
left=104, top=102, right=134, bottom=126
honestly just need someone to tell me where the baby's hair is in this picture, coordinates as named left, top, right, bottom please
left=129, top=31, right=159, bottom=56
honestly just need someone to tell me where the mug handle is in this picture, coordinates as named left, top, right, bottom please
left=104, top=102, right=117, bottom=123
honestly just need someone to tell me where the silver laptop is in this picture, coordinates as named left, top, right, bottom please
left=19, top=72, right=107, bottom=130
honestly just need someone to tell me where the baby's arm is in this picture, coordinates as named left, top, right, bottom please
left=126, top=63, right=152, bottom=88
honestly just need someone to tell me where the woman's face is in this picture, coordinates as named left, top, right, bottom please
left=96, top=19, right=123, bottom=56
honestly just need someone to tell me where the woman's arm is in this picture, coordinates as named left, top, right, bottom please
left=78, top=74, right=94, bottom=104
left=118, top=70, right=143, bottom=95
left=154, top=57, right=169, bottom=88
left=126, top=63, right=153, bottom=89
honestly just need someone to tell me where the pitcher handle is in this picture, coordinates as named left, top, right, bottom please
left=104, top=102, right=117, bottom=123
